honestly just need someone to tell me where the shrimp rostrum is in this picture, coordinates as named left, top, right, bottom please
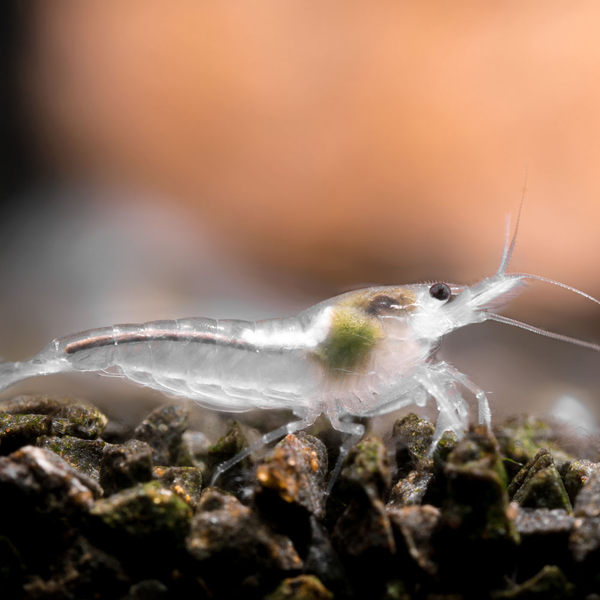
left=1, top=217, right=599, bottom=491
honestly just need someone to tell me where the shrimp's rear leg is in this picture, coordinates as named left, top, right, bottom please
left=209, top=411, right=319, bottom=486
left=434, top=361, right=491, bottom=427
left=325, top=411, right=365, bottom=496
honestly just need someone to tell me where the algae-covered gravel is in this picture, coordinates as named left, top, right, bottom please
left=1, top=394, right=599, bottom=599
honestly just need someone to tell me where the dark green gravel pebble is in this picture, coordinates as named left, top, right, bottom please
left=442, top=426, right=517, bottom=542
left=36, top=434, right=107, bottom=480
left=392, top=413, right=458, bottom=478
left=387, top=505, right=440, bottom=576
left=495, top=415, right=571, bottom=478
left=205, top=420, right=256, bottom=495
left=393, top=413, right=435, bottom=474
left=4, top=400, right=600, bottom=600
left=100, top=439, right=154, bottom=495
left=177, top=429, right=211, bottom=469
left=206, top=421, right=250, bottom=468
left=330, top=437, right=396, bottom=597
left=255, top=433, right=328, bottom=519
left=340, top=435, right=391, bottom=498
left=101, top=419, right=134, bottom=444
left=436, top=426, right=519, bottom=590
left=0, top=445, right=99, bottom=509
left=21, top=535, right=129, bottom=600
left=91, top=480, right=193, bottom=545
left=0, top=395, right=108, bottom=439
left=509, top=449, right=572, bottom=512
left=153, top=465, right=203, bottom=509
left=571, top=468, right=600, bottom=518
left=0, top=413, right=50, bottom=454
left=515, top=508, right=574, bottom=536
left=134, top=404, right=189, bottom=466
left=387, top=470, right=434, bottom=508
left=559, top=459, right=600, bottom=506
left=187, top=488, right=302, bottom=592
left=514, top=508, right=575, bottom=582
left=332, top=491, right=395, bottom=558
left=569, top=470, right=600, bottom=564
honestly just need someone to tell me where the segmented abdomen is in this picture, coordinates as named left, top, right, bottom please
left=43, top=317, right=320, bottom=412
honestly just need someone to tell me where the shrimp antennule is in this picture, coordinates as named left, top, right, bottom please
left=508, top=273, right=600, bottom=307
left=497, top=175, right=527, bottom=275
left=486, top=271, right=600, bottom=351
left=486, top=313, right=600, bottom=352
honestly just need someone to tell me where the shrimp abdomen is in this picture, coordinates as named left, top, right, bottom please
left=0, top=317, right=320, bottom=412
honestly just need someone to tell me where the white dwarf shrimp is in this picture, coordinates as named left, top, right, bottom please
left=0, top=209, right=599, bottom=494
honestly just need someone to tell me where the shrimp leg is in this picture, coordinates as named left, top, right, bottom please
left=432, top=361, right=492, bottom=427
left=413, top=368, right=468, bottom=453
left=359, top=385, right=428, bottom=417
left=325, top=411, right=366, bottom=495
left=209, top=410, right=320, bottom=486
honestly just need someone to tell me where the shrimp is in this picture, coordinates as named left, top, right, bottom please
left=0, top=211, right=599, bottom=493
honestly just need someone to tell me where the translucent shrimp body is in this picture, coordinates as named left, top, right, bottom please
left=0, top=285, right=445, bottom=420
left=0, top=218, right=598, bottom=491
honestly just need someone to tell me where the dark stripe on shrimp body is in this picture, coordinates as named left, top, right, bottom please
left=64, top=328, right=259, bottom=354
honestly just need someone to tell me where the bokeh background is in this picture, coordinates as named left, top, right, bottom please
left=2, top=1, right=600, bottom=440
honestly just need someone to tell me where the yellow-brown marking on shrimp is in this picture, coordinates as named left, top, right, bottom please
left=313, top=288, right=417, bottom=374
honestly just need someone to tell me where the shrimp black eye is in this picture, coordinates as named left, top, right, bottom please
left=429, top=283, right=451, bottom=301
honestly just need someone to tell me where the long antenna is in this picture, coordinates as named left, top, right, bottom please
left=486, top=312, right=600, bottom=352
left=497, top=172, right=528, bottom=275
left=508, top=273, right=600, bottom=307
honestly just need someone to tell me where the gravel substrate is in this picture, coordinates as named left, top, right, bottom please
left=1, top=394, right=599, bottom=599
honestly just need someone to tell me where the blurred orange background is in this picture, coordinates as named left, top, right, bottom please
left=2, top=1, right=599, bottom=433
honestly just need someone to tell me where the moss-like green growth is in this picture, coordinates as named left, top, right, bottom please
left=341, top=435, right=391, bottom=498
left=207, top=421, right=248, bottom=466
left=314, top=306, right=383, bottom=373
left=90, top=481, right=192, bottom=544
left=0, top=413, right=50, bottom=454
left=0, top=395, right=108, bottom=439
left=509, top=449, right=572, bottom=512
left=36, top=435, right=107, bottom=480
left=443, top=427, right=517, bottom=543
left=495, top=415, right=572, bottom=478
left=393, top=414, right=434, bottom=468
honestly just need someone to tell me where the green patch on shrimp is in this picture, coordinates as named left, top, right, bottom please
left=313, top=306, right=384, bottom=373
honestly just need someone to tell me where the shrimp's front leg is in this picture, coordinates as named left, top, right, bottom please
left=433, top=361, right=491, bottom=427
left=413, top=367, right=469, bottom=454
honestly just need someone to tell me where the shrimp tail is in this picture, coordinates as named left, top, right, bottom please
left=0, top=361, right=33, bottom=393
left=0, top=357, right=65, bottom=394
